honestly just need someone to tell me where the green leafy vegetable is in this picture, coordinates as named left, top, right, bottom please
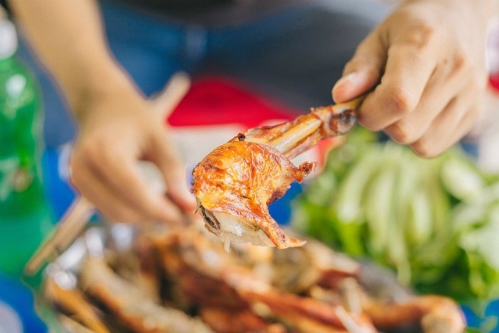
left=292, top=128, right=499, bottom=303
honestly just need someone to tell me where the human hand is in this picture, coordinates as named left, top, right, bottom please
left=332, top=0, right=492, bottom=157
left=69, top=83, right=196, bottom=224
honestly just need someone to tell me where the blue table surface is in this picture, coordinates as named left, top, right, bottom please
left=0, top=274, right=47, bottom=333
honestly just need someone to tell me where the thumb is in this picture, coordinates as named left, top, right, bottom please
left=332, top=31, right=387, bottom=103
left=149, top=72, right=191, bottom=119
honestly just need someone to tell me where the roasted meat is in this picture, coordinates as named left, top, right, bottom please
left=192, top=99, right=361, bottom=250
left=149, top=226, right=466, bottom=333
left=79, top=256, right=214, bottom=333
left=192, top=138, right=314, bottom=250
left=44, top=277, right=110, bottom=333
left=44, top=225, right=466, bottom=333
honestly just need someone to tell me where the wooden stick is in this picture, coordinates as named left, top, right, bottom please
left=25, top=196, right=94, bottom=275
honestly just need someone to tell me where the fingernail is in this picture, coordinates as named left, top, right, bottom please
left=335, top=72, right=357, bottom=87
left=332, top=72, right=359, bottom=102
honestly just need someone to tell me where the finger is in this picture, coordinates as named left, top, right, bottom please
left=147, top=132, right=197, bottom=212
left=70, top=157, right=144, bottom=222
left=332, top=31, right=386, bottom=103
left=410, top=91, right=481, bottom=157
left=384, top=59, right=469, bottom=145
left=86, top=147, right=185, bottom=223
left=149, top=71, right=191, bottom=119
left=358, top=32, right=441, bottom=131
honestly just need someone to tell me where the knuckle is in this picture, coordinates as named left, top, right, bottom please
left=132, top=198, right=170, bottom=223
left=106, top=212, right=130, bottom=223
left=104, top=209, right=141, bottom=223
left=386, top=122, right=420, bottom=144
left=385, top=87, right=417, bottom=115
left=446, top=52, right=473, bottom=80
left=410, top=140, right=440, bottom=158
left=405, top=22, right=437, bottom=49
left=452, top=52, right=469, bottom=73
left=388, top=16, right=439, bottom=51
left=80, top=140, right=97, bottom=156
left=76, top=139, right=103, bottom=164
left=359, top=118, right=384, bottom=132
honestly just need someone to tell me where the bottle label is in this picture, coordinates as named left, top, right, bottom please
left=6, top=74, right=27, bottom=113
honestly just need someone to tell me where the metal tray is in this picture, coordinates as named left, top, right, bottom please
left=36, top=223, right=434, bottom=333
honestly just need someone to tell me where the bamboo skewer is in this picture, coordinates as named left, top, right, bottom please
left=245, top=96, right=363, bottom=159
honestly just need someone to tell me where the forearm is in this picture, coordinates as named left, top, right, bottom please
left=9, top=0, right=132, bottom=119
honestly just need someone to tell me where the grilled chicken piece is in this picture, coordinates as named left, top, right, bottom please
left=270, top=239, right=360, bottom=294
left=150, top=226, right=466, bottom=333
left=151, top=227, right=378, bottom=333
left=241, top=289, right=377, bottom=333
left=192, top=138, right=315, bottom=250
left=199, top=308, right=287, bottom=333
left=152, top=226, right=265, bottom=311
left=46, top=225, right=465, bottom=333
left=79, top=256, right=214, bottom=333
left=362, top=296, right=466, bottom=333
left=58, top=314, right=101, bottom=333
left=192, top=99, right=361, bottom=250
left=44, top=277, right=110, bottom=333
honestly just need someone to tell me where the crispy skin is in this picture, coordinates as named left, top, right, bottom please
left=239, top=289, right=377, bottom=333
left=44, top=278, right=110, bottom=333
left=192, top=138, right=315, bottom=249
left=191, top=100, right=359, bottom=250
left=200, top=308, right=285, bottom=333
left=363, top=296, right=466, bottom=333
left=79, top=256, right=213, bottom=333
left=152, top=228, right=377, bottom=333
left=154, top=228, right=265, bottom=311
left=151, top=227, right=466, bottom=333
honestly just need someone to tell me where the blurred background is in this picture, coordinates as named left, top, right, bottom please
left=1, top=2, right=499, bottom=333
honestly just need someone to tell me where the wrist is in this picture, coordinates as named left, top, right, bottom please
left=61, top=56, right=137, bottom=122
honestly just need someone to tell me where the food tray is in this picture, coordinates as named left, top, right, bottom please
left=37, top=222, right=462, bottom=333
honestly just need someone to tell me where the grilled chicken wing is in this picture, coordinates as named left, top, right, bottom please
left=192, top=99, right=361, bottom=250
left=192, top=137, right=315, bottom=250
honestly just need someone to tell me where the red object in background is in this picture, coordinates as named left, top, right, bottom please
left=166, top=76, right=337, bottom=169
left=489, top=73, right=499, bottom=93
left=167, top=76, right=299, bottom=128
left=488, top=18, right=499, bottom=94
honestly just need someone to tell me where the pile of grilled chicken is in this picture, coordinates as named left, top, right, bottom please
left=192, top=100, right=360, bottom=250
left=43, top=225, right=465, bottom=333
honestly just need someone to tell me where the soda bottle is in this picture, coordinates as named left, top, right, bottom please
left=0, top=18, right=54, bottom=280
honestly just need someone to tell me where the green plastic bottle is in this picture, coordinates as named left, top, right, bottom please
left=0, top=18, right=54, bottom=282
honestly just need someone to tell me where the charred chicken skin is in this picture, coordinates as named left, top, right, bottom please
left=150, top=226, right=466, bottom=333
left=44, top=225, right=466, bottom=333
left=191, top=99, right=361, bottom=250
left=192, top=137, right=315, bottom=250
